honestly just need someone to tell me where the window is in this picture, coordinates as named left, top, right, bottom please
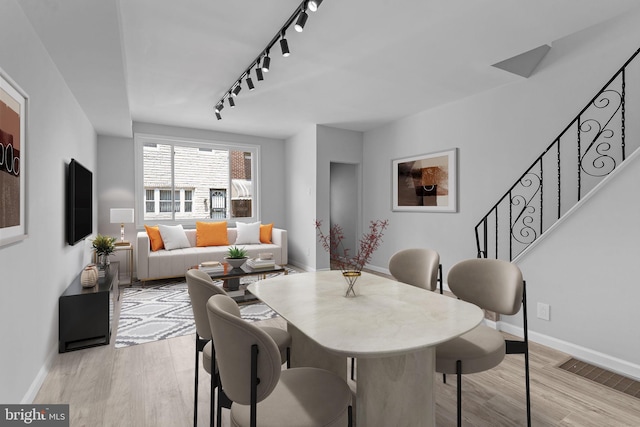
left=184, top=190, right=193, bottom=213
left=159, top=190, right=172, bottom=213
left=144, top=188, right=195, bottom=216
left=145, top=190, right=155, bottom=213
left=135, top=135, right=259, bottom=225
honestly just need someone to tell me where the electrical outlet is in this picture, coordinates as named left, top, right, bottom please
left=537, top=302, right=550, bottom=321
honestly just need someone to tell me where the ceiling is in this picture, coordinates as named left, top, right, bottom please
left=17, top=0, right=640, bottom=140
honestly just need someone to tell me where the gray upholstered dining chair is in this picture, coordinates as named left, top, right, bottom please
left=186, top=269, right=291, bottom=427
left=388, top=247, right=442, bottom=293
left=207, top=294, right=352, bottom=427
left=435, top=258, right=531, bottom=427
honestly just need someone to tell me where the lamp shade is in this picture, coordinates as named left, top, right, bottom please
left=110, top=208, right=134, bottom=224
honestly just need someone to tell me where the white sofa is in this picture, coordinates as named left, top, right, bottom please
left=136, top=228, right=288, bottom=282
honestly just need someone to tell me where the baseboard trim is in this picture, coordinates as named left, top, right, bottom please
left=288, top=260, right=315, bottom=272
left=363, top=264, right=388, bottom=275
left=22, top=344, right=58, bottom=404
left=496, top=321, right=640, bottom=381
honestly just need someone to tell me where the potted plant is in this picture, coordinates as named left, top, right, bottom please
left=224, top=245, right=248, bottom=269
left=92, top=234, right=116, bottom=268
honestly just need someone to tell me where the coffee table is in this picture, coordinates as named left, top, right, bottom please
left=203, top=263, right=288, bottom=303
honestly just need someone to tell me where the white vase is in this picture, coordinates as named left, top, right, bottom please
left=81, top=264, right=99, bottom=287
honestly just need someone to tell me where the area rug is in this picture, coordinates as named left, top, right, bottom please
left=115, top=270, right=292, bottom=348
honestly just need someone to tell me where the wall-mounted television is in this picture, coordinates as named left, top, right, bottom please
left=66, top=158, right=93, bottom=245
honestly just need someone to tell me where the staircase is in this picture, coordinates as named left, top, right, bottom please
left=476, top=47, right=640, bottom=260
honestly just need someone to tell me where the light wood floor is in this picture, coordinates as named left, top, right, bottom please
left=35, top=285, right=640, bottom=426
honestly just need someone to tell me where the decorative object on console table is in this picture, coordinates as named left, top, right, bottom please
left=315, top=219, right=389, bottom=297
left=80, top=264, right=99, bottom=288
left=110, top=208, right=134, bottom=245
left=392, top=148, right=458, bottom=212
left=0, top=68, right=28, bottom=248
left=92, top=233, right=116, bottom=269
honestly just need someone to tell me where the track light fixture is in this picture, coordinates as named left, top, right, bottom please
left=246, top=74, right=255, bottom=90
left=294, top=7, right=308, bottom=32
left=262, top=53, right=271, bottom=73
left=213, top=0, right=324, bottom=120
left=280, top=33, right=290, bottom=57
left=308, top=0, right=323, bottom=12
left=232, top=83, right=241, bottom=97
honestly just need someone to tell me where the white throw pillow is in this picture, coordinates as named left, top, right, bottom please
left=158, top=224, right=191, bottom=250
left=235, top=221, right=261, bottom=245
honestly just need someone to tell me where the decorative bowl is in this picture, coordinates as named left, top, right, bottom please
left=224, top=257, right=248, bottom=269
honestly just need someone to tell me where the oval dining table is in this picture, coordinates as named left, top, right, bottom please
left=248, top=270, right=483, bottom=427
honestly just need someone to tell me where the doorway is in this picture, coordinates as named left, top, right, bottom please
left=329, top=162, right=360, bottom=264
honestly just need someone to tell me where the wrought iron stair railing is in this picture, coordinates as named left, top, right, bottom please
left=476, top=47, right=640, bottom=260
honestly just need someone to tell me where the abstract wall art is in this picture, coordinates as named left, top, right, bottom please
left=392, top=148, right=458, bottom=212
left=0, top=69, right=27, bottom=247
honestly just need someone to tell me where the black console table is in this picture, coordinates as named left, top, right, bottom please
left=59, top=262, right=119, bottom=353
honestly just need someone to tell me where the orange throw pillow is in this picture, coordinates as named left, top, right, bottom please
left=144, top=225, right=165, bottom=251
left=260, top=223, right=273, bottom=244
left=196, top=221, right=229, bottom=247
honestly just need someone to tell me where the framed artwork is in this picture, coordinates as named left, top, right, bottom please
left=392, top=148, right=458, bottom=212
left=0, top=68, right=28, bottom=247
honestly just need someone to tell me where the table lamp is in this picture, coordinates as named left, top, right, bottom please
left=110, top=208, right=134, bottom=245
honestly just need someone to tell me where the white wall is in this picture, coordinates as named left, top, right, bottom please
left=362, top=10, right=640, bottom=377
left=0, top=0, right=97, bottom=403
left=97, top=135, right=136, bottom=244
left=285, top=125, right=318, bottom=270
left=514, top=152, right=640, bottom=376
left=286, top=125, right=363, bottom=270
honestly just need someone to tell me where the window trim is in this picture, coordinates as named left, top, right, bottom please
left=134, top=133, right=261, bottom=228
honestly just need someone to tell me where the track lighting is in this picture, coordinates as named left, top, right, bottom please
left=294, top=8, right=308, bottom=32
left=308, top=0, right=323, bottom=12
left=213, top=0, right=322, bottom=120
left=280, top=36, right=290, bottom=57
left=232, top=83, right=241, bottom=97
